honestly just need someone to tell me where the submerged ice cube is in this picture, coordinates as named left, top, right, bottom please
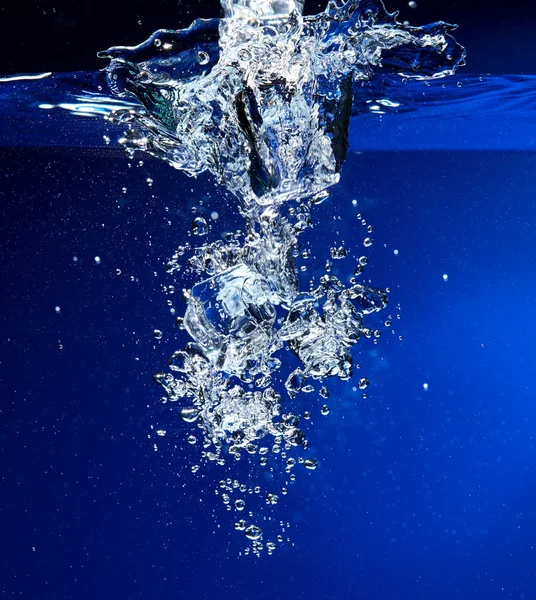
left=184, top=264, right=279, bottom=376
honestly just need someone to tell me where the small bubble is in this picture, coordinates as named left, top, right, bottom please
left=363, top=237, right=374, bottom=248
left=245, top=525, right=262, bottom=541
left=146, top=178, right=153, bottom=187
left=116, top=269, right=121, bottom=275
left=197, top=51, right=210, bottom=65
left=304, top=458, right=318, bottom=470
left=153, top=329, right=163, bottom=340
left=358, top=377, right=369, bottom=390
left=393, top=249, right=399, bottom=255
left=72, top=256, right=78, bottom=262
left=423, top=383, right=429, bottom=391
left=352, top=199, right=358, bottom=206
left=156, top=429, right=166, bottom=437
left=442, top=273, right=449, bottom=281
left=330, top=246, right=347, bottom=259
left=55, top=306, right=61, bottom=313
left=319, top=386, right=329, bottom=398
left=235, top=519, right=247, bottom=531
left=187, top=435, right=197, bottom=444
left=211, top=211, right=219, bottom=220
left=408, top=0, right=417, bottom=8
left=94, top=256, right=101, bottom=264
left=192, top=217, right=208, bottom=236
left=321, top=405, right=330, bottom=416
left=235, top=499, right=246, bottom=511
left=179, top=408, right=199, bottom=423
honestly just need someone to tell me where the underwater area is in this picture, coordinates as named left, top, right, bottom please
left=1, top=0, right=536, bottom=598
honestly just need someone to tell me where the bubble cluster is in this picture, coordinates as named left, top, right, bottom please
left=102, top=0, right=465, bottom=554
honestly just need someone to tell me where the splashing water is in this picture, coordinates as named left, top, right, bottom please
left=100, top=0, right=464, bottom=553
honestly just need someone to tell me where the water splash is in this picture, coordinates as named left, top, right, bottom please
left=100, top=0, right=464, bottom=553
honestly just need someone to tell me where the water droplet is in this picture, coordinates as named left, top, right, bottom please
left=363, top=237, right=374, bottom=248
left=321, top=405, right=330, bottom=416
left=153, top=329, right=163, bottom=340
left=235, top=499, right=246, bottom=511
left=187, top=435, right=197, bottom=444
left=319, top=386, right=329, bottom=398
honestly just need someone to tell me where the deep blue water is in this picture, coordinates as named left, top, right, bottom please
left=2, top=73, right=536, bottom=599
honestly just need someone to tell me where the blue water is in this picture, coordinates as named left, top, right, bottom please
left=2, top=72, right=536, bottom=599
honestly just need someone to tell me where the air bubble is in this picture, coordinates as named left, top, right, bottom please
left=179, top=408, right=199, bottom=423
left=198, top=51, right=210, bottom=65
left=245, top=525, right=262, bottom=540
left=192, top=217, right=208, bottom=236
left=358, top=378, right=369, bottom=390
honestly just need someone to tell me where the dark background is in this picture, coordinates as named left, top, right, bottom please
left=0, top=0, right=534, bottom=75
left=2, top=146, right=536, bottom=600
